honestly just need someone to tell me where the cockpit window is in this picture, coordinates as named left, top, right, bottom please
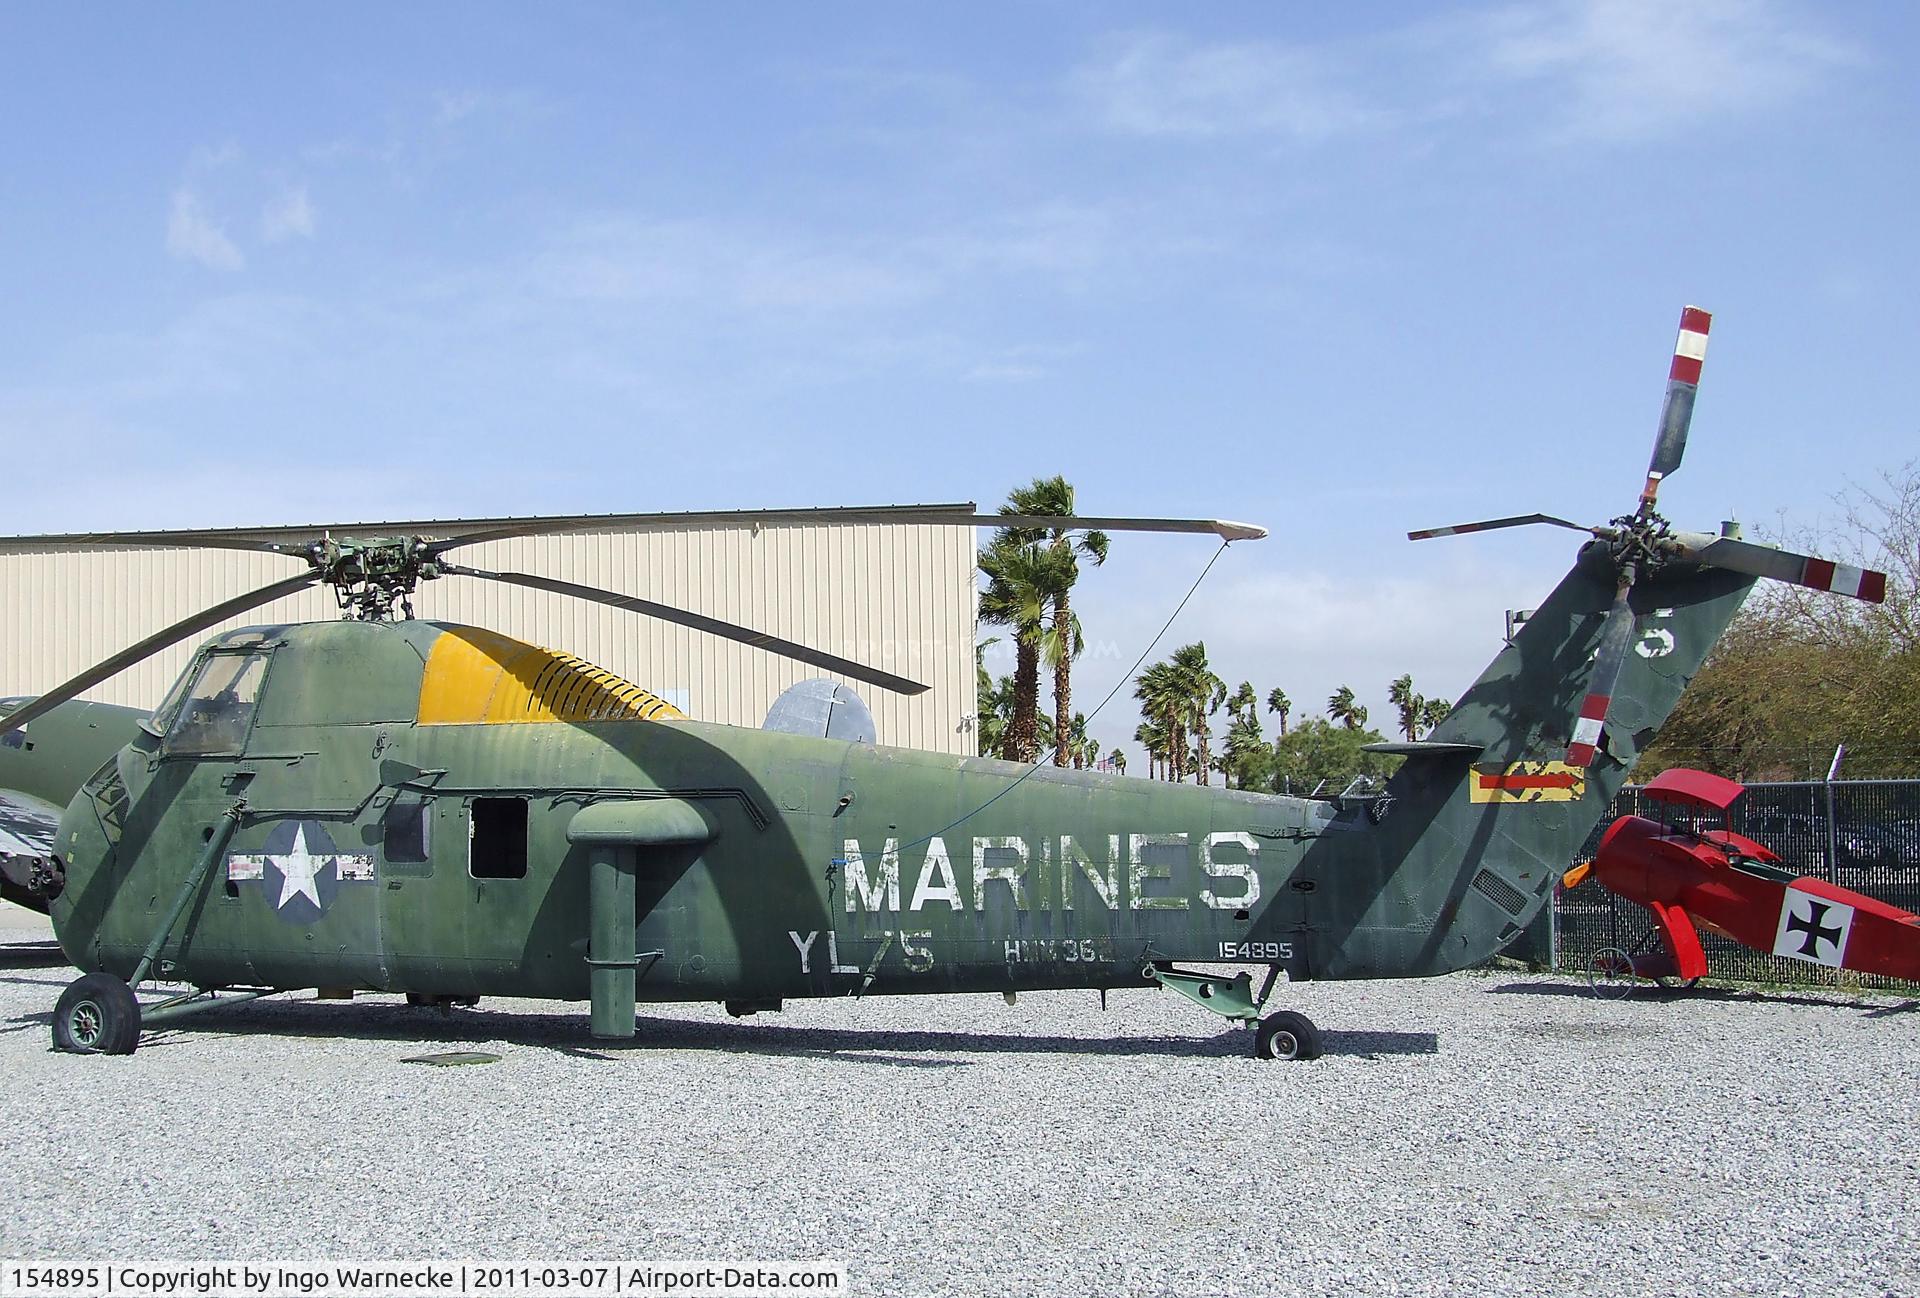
left=163, top=650, right=271, bottom=756
left=148, top=659, right=200, bottom=735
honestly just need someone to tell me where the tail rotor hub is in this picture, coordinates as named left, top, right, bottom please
left=1405, top=304, right=1889, bottom=769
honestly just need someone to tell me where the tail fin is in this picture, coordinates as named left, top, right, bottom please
left=1310, top=544, right=1756, bottom=977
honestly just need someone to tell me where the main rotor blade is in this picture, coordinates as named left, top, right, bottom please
left=429, top=507, right=1267, bottom=554
left=0, top=526, right=314, bottom=556
left=1407, top=514, right=1593, bottom=542
left=1566, top=576, right=1639, bottom=769
left=0, top=570, right=321, bottom=738
left=5, top=505, right=1269, bottom=560
left=1641, top=306, right=1712, bottom=511
left=1680, top=536, right=1888, bottom=603
left=441, top=565, right=930, bottom=696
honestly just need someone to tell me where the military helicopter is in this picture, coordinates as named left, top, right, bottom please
left=0, top=308, right=1889, bottom=1060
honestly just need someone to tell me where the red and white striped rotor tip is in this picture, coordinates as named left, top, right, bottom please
left=1803, top=557, right=1888, bottom=604
left=1641, top=305, right=1713, bottom=509
left=1565, top=692, right=1610, bottom=768
left=1669, top=306, right=1712, bottom=387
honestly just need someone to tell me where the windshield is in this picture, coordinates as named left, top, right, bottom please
left=163, top=649, right=271, bottom=755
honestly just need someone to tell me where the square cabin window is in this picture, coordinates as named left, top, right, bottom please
left=384, top=798, right=433, bottom=875
left=469, top=797, right=528, bottom=879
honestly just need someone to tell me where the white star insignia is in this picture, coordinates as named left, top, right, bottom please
left=273, top=823, right=327, bottom=910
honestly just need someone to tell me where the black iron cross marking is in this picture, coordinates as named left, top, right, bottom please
left=1786, top=899, right=1844, bottom=959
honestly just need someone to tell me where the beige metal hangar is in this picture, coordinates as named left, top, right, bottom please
left=0, top=505, right=981, bottom=756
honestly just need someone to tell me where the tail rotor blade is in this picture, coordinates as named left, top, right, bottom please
left=1641, top=306, right=1712, bottom=511
left=441, top=564, right=930, bottom=696
left=1681, top=536, right=1888, bottom=603
left=0, top=570, right=321, bottom=739
left=1567, top=577, right=1639, bottom=768
left=1408, top=514, right=1594, bottom=542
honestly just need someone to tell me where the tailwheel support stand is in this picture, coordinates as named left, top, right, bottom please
left=1140, top=960, right=1322, bottom=1061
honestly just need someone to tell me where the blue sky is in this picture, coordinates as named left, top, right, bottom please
left=3, top=2, right=1914, bottom=760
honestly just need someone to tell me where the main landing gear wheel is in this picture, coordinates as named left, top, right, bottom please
left=1255, top=1010, right=1322, bottom=1061
left=53, top=973, right=140, bottom=1055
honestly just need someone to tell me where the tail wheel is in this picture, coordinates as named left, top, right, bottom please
left=53, top=973, right=140, bottom=1055
left=1585, top=946, right=1638, bottom=999
left=1255, top=1010, right=1323, bottom=1061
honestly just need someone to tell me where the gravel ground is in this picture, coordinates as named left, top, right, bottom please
left=3, top=904, right=1917, bottom=1298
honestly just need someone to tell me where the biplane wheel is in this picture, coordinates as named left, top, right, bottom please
left=1255, top=1011, right=1322, bottom=1061
left=1585, top=947, right=1637, bottom=999
left=52, top=973, right=140, bottom=1055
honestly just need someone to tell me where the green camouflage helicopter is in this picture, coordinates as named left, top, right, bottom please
left=0, top=308, right=1888, bottom=1060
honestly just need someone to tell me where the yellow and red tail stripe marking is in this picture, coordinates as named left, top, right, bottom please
left=1470, top=760, right=1586, bottom=804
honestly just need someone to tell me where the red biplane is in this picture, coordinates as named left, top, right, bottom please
left=1561, top=768, right=1920, bottom=992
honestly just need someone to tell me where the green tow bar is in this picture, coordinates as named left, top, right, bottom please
left=129, top=800, right=246, bottom=990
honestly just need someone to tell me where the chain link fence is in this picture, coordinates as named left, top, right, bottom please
left=1537, top=778, right=1920, bottom=992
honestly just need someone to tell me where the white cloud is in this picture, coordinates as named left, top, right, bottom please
left=261, top=185, right=316, bottom=242
left=1074, top=31, right=1382, bottom=141
left=1479, top=0, right=1861, bottom=141
left=1075, top=5, right=1857, bottom=150
left=165, top=189, right=245, bottom=271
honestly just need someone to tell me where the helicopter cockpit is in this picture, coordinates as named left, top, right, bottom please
left=148, top=636, right=274, bottom=756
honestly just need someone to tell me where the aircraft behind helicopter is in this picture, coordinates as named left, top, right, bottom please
left=0, top=307, right=1890, bottom=1060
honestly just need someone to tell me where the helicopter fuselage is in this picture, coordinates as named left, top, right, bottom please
left=41, top=543, right=1755, bottom=1015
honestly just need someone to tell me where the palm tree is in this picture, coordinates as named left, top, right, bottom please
left=1418, top=696, right=1452, bottom=737
left=1133, top=720, right=1166, bottom=779
left=1327, top=685, right=1367, bottom=731
left=977, top=537, right=1054, bottom=762
left=1388, top=674, right=1422, bottom=742
left=1064, top=712, right=1098, bottom=770
left=1220, top=709, right=1265, bottom=789
left=1001, top=477, right=1110, bottom=768
left=1106, top=748, right=1127, bottom=776
left=1171, top=643, right=1226, bottom=785
left=974, top=639, right=1012, bottom=757
left=1267, top=687, right=1291, bottom=737
left=1134, top=661, right=1187, bottom=781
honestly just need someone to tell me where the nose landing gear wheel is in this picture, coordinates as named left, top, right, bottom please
left=1255, top=1010, right=1322, bottom=1061
left=53, top=973, right=141, bottom=1055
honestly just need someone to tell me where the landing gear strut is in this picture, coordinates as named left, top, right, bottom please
left=1139, top=960, right=1324, bottom=1061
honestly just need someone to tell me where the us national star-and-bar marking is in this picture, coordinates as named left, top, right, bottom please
left=227, top=819, right=374, bottom=925
left=1771, top=886, right=1855, bottom=968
